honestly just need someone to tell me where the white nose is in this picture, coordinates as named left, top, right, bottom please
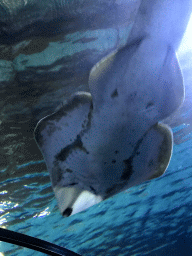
left=54, top=186, right=103, bottom=217
left=71, top=191, right=103, bottom=216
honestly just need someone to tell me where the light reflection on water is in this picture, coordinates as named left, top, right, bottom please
left=0, top=191, right=8, bottom=195
left=33, top=207, right=51, bottom=218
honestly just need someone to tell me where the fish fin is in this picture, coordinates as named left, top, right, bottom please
left=121, top=122, right=173, bottom=187
left=147, top=122, right=173, bottom=180
left=34, top=92, right=92, bottom=188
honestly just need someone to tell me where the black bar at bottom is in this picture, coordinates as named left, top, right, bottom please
left=0, top=227, right=81, bottom=256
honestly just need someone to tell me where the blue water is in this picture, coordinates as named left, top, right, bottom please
left=1, top=7, right=192, bottom=256
left=1, top=135, right=192, bottom=255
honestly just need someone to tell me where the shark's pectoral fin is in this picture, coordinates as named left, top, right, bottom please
left=147, top=122, right=173, bottom=180
left=34, top=91, right=92, bottom=189
left=124, top=122, right=173, bottom=187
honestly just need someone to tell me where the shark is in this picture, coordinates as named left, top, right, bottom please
left=34, top=0, right=192, bottom=217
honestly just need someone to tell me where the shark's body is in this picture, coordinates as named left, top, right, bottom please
left=34, top=0, right=192, bottom=216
